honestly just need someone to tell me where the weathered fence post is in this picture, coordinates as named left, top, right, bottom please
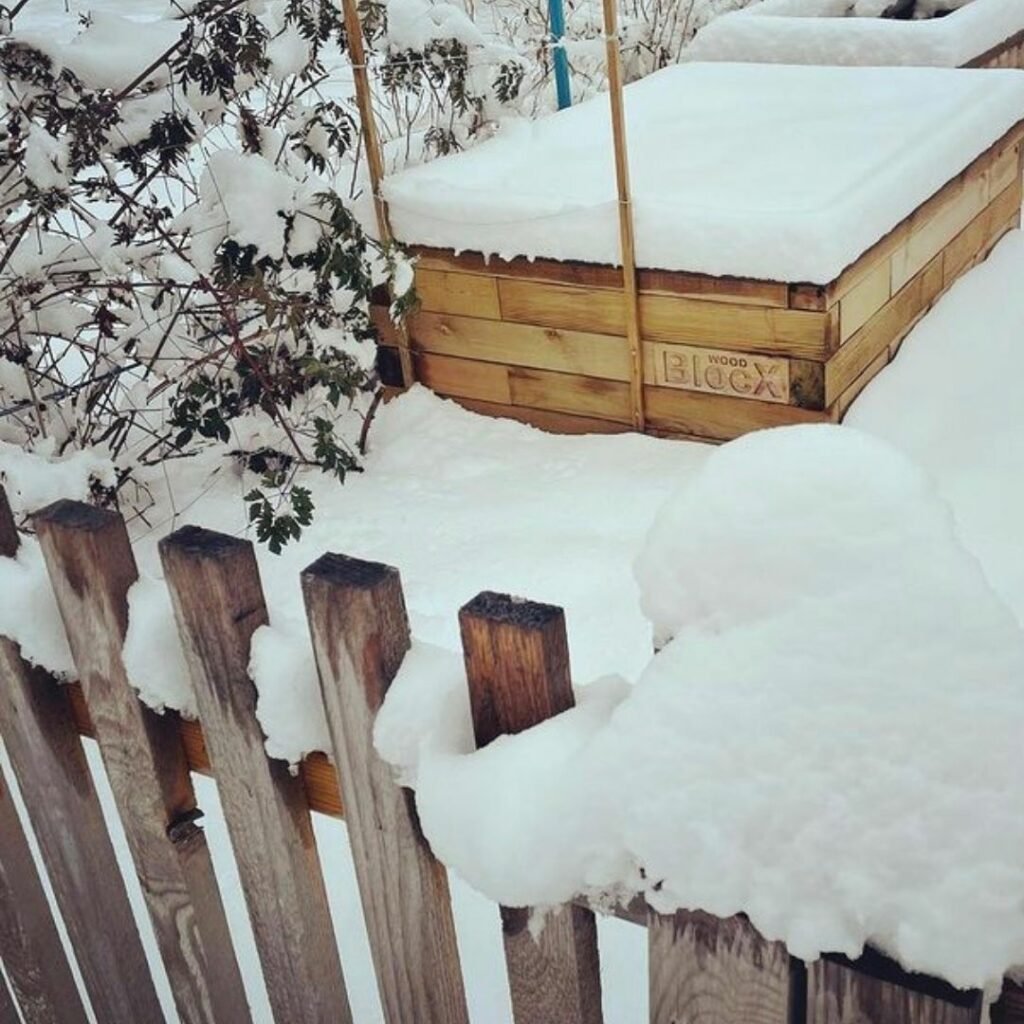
left=0, top=760, right=87, bottom=1024
left=459, top=591, right=604, bottom=1024
left=302, top=553, right=470, bottom=1024
left=160, top=527, right=352, bottom=1024
left=647, top=911, right=791, bottom=1024
left=34, top=501, right=250, bottom=1024
left=0, top=489, right=163, bottom=1023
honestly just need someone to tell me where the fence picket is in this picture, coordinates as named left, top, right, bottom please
left=0, top=760, right=87, bottom=1024
left=0, top=490, right=164, bottom=1023
left=647, top=910, right=791, bottom=1024
left=160, top=527, right=352, bottom=1024
left=302, top=554, right=469, bottom=1024
left=34, top=501, right=250, bottom=1024
left=459, top=591, right=604, bottom=1024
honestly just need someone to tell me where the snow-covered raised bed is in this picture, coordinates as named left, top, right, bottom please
left=376, top=63, right=1024, bottom=443
left=687, top=0, right=1024, bottom=70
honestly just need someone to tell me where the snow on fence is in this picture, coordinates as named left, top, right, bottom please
left=1, top=481, right=1024, bottom=1024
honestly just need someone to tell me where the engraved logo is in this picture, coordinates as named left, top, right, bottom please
left=653, top=344, right=790, bottom=404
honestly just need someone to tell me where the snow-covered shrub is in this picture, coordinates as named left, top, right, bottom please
left=0, top=0, right=414, bottom=550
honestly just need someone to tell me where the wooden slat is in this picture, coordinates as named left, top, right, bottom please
left=0, top=760, right=88, bottom=1024
left=837, top=347, right=889, bottom=419
left=648, top=911, right=791, bottom=1024
left=413, top=247, right=790, bottom=306
left=644, top=385, right=834, bottom=442
left=807, top=953, right=981, bottom=1023
left=0, top=493, right=163, bottom=1024
left=159, top=527, right=352, bottom=1024
left=459, top=592, right=603, bottom=1024
left=509, top=366, right=633, bottom=423
left=65, top=683, right=344, bottom=818
left=302, top=555, right=468, bottom=1024
left=965, top=28, right=1024, bottom=69
left=409, top=310, right=632, bottom=382
left=944, top=182, right=1021, bottom=288
left=34, top=501, right=250, bottom=1024
left=840, top=258, right=890, bottom=345
left=416, top=269, right=501, bottom=319
left=825, top=253, right=944, bottom=406
left=414, top=351, right=512, bottom=404
left=0, top=969, right=17, bottom=1024
left=498, top=279, right=830, bottom=359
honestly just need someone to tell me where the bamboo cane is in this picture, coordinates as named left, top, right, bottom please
left=600, top=0, right=646, bottom=432
left=341, top=0, right=415, bottom=389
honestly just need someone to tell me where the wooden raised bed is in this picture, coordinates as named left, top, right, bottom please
left=969, top=28, right=1024, bottom=69
left=374, top=121, right=1024, bottom=442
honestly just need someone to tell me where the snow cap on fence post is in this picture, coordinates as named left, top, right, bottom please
left=301, top=552, right=469, bottom=1024
left=458, top=590, right=604, bottom=1024
left=159, top=525, right=352, bottom=1024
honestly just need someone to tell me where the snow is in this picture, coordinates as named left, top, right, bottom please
left=383, top=63, right=1024, bottom=283
left=688, top=0, right=1024, bottom=69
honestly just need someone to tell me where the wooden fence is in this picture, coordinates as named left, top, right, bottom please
left=0, top=483, right=1022, bottom=1024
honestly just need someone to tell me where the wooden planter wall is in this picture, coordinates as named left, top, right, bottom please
left=969, top=28, right=1024, bottom=69
left=375, top=121, right=1024, bottom=443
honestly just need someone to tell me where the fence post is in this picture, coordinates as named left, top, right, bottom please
left=0, top=760, right=88, bottom=1024
left=302, top=553, right=469, bottom=1024
left=648, top=910, right=791, bottom=1024
left=160, top=527, right=352, bottom=1024
left=34, top=501, right=250, bottom=1024
left=0, top=489, right=164, bottom=1023
left=459, top=591, right=604, bottom=1024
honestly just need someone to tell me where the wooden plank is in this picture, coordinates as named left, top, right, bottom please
left=498, top=278, right=830, bottom=358
left=65, top=682, right=344, bottom=818
left=645, top=385, right=834, bottom=442
left=459, top=593, right=603, bottom=1024
left=0, top=969, right=17, bottom=1024
left=825, top=253, right=944, bottom=406
left=807, top=953, right=981, bottom=1024
left=0, top=492, right=163, bottom=1024
left=416, top=269, right=501, bottom=319
left=34, top=501, right=250, bottom=1024
left=302, top=555, right=469, bottom=1024
left=509, top=366, right=632, bottom=423
left=891, top=172, right=988, bottom=293
left=965, top=28, right=1024, bottom=69
left=455, top=397, right=634, bottom=435
left=413, top=247, right=790, bottom=306
left=0, top=760, right=88, bottom=1024
left=409, top=310, right=632, bottom=381
left=643, top=342, right=792, bottom=406
left=944, top=182, right=1022, bottom=288
left=648, top=910, right=791, bottom=1024
left=159, top=528, right=352, bottom=1024
left=414, top=352, right=512, bottom=404
left=985, top=141, right=1020, bottom=202
left=837, top=347, right=889, bottom=419
left=840, top=258, right=890, bottom=344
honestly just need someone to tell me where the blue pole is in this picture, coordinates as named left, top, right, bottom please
left=548, top=0, right=572, bottom=109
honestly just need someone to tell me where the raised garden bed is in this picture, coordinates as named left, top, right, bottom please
left=687, top=0, right=1024, bottom=70
left=374, top=64, right=1024, bottom=442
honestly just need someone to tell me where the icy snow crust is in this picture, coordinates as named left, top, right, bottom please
left=378, top=425, right=1024, bottom=990
left=383, top=63, right=1024, bottom=283
left=688, top=0, right=1024, bottom=70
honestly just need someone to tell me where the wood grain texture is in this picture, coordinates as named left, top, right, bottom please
left=455, top=397, right=633, bottom=435
left=648, top=910, right=791, bottom=1024
left=417, top=268, right=502, bottom=319
left=414, top=351, right=512, bottom=404
left=302, top=555, right=469, bottom=1024
left=34, top=501, right=250, bottom=1024
left=0, top=490, right=163, bottom=1024
left=0, top=760, right=88, bottom=1024
left=160, top=527, right=351, bottom=1024
left=459, top=592, right=603, bottom=1024
left=807, top=955, right=981, bottom=1024
left=0, top=968, right=17, bottom=1024
left=509, top=366, right=633, bottom=423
